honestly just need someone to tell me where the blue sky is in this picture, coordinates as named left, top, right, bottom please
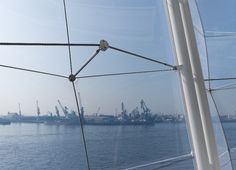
left=0, top=0, right=235, bottom=116
left=193, top=0, right=236, bottom=116
left=0, top=0, right=184, bottom=116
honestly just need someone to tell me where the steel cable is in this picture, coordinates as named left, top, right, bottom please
left=76, top=69, right=174, bottom=79
left=63, top=0, right=73, bottom=74
left=0, top=42, right=99, bottom=47
left=209, top=91, right=235, bottom=170
left=109, top=46, right=176, bottom=69
left=72, top=82, right=90, bottom=170
left=74, top=49, right=100, bottom=77
left=0, top=64, right=67, bottom=79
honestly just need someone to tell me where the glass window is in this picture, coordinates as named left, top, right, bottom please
left=192, top=0, right=236, bottom=169
left=0, top=0, right=194, bottom=169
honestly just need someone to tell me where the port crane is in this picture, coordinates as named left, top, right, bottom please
left=130, top=107, right=140, bottom=119
left=55, top=106, right=60, bottom=117
left=140, top=99, right=151, bottom=114
left=95, top=107, right=100, bottom=116
left=140, top=99, right=151, bottom=120
left=18, top=103, right=22, bottom=116
left=57, top=100, right=69, bottom=117
left=36, top=100, right=40, bottom=116
left=121, top=102, right=128, bottom=120
left=77, top=92, right=84, bottom=119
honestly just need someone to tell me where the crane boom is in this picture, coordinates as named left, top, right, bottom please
left=57, top=100, right=68, bottom=116
left=55, top=106, right=60, bottom=117
left=140, top=99, right=150, bottom=114
left=36, top=100, right=40, bottom=116
left=121, top=102, right=128, bottom=120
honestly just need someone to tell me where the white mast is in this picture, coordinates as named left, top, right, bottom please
left=166, top=0, right=220, bottom=169
left=178, top=0, right=221, bottom=169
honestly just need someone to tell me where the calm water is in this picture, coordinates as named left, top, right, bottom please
left=1, top=122, right=235, bottom=170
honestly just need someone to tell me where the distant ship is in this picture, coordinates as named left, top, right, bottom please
left=220, top=115, right=236, bottom=123
left=78, top=95, right=156, bottom=125
left=0, top=118, right=11, bottom=125
left=84, top=114, right=155, bottom=126
left=46, top=99, right=157, bottom=126
left=5, top=99, right=184, bottom=126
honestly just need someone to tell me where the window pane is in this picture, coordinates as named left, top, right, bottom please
left=0, top=0, right=194, bottom=170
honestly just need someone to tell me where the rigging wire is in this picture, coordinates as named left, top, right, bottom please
left=125, top=153, right=192, bottom=170
left=218, top=150, right=233, bottom=168
left=205, top=31, right=236, bottom=38
left=208, top=91, right=235, bottom=170
left=211, top=86, right=236, bottom=92
left=74, top=49, right=100, bottom=77
left=0, top=42, right=99, bottom=47
left=0, top=41, right=176, bottom=74
left=152, top=158, right=190, bottom=170
left=213, top=83, right=236, bottom=92
left=205, top=77, right=236, bottom=91
left=0, top=64, right=67, bottom=79
left=72, top=82, right=90, bottom=170
left=76, top=69, right=174, bottom=79
left=205, top=77, right=236, bottom=82
left=108, top=46, right=176, bottom=69
left=63, top=0, right=73, bottom=74
left=194, top=30, right=236, bottom=38
left=62, top=0, right=90, bottom=169
left=70, top=44, right=176, bottom=78
left=205, top=34, right=236, bottom=38
left=204, top=77, right=236, bottom=81
left=0, top=63, right=174, bottom=81
left=219, top=150, right=229, bottom=159
left=206, top=31, right=236, bottom=34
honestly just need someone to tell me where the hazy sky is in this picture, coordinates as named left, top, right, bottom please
left=0, top=0, right=235, bottom=116
left=194, top=0, right=236, bottom=116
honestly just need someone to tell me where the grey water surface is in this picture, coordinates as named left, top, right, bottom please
left=0, top=123, right=197, bottom=170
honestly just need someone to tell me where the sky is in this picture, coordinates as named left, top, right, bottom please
left=0, top=0, right=235, bottom=116
left=193, top=0, right=236, bottom=116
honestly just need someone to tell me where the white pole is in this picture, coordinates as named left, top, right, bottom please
left=166, top=0, right=210, bottom=169
left=179, top=0, right=221, bottom=169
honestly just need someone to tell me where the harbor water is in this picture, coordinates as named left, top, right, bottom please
left=0, top=122, right=234, bottom=170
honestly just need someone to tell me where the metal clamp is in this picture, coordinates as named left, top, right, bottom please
left=173, top=64, right=183, bottom=70
left=99, top=40, right=109, bottom=51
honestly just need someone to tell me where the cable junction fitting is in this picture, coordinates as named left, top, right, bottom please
left=173, top=65, right=183, bottom=70
left=68, top=74, right=76, bottom=82
left=99, top=40, right=109, bottom=51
